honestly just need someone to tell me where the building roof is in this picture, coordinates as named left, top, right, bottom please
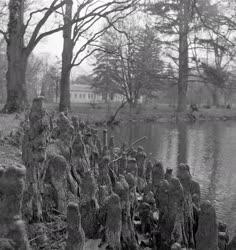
left=70, top=84, right=93, bottom=92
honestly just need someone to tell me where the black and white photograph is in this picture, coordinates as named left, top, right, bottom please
left=0, top=0, right=236, bottom=249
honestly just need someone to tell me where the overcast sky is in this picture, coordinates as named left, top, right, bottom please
left=34, top=32, right=93, bottom=77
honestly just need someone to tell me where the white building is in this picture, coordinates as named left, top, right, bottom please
left=70, top=84, right=125, bottom=104
left=70, top=84, right=102, bottom=103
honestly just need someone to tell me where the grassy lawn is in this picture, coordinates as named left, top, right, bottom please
left=0, top=113, right=22, bottom=137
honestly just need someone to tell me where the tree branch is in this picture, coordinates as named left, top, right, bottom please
left=26, top=0, right=66, bottom=55
left=71, top=4, right=137, bottom=67
left=24, top=7, right=49, bottom=34
left=0, top=29, right=8, bottom=42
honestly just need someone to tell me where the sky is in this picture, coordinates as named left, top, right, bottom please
left=33, top=9, right=149, bottom=77
left=34, top=32, right=93, bottom=77
left=35, top=33, right=62, bottom=57
left=24, top=0, right=112, bottom=77
left=0, top=0, right=148, bottom=77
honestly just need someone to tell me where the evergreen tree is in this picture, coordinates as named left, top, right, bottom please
left=92, top=22, right=165, bottom=107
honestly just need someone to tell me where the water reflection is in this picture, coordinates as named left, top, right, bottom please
left=177, top=122, right=187, bottom=165
left=110, top=121, right=236, bottom=237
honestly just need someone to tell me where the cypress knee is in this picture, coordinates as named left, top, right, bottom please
left=0, top=163, right=30, bottom=249
left=66, top=202, right=85, bottom=250
left=105, top=193, right=122, bottom=250
left=46, top=154, right=68, bottom=215
left=195, top=200, right=218, bottom=250
left=22, top=97, right=49, bottom=222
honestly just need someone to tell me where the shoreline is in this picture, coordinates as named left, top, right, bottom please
left=1, top=104, right=236, bottom=137
left=65, top=104, right=236, bottom=126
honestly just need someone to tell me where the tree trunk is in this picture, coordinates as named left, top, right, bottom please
left=40, top=78, right=47, bottom=97
left=56, top=79, right=59, bottom=103
left=3, top=0, right=28, bottom=113
left=177, top=0, right=190, bottom=112
left=129, top=99, right=136, bottom=114
left=212, top=87, right=220, bottom=107
left=59, top=0, right=73, bottom=112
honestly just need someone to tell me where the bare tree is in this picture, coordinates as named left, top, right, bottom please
left=93, top=20, right=165, bottom=110
left=191, top=1, right=236, bottom=107
left=177, top=0, right=192, bottom=112
left=59, top=0, right=138, bottom=112
left=0, top=0, right=70, bottom=113
left=0, top=39, right=7, bottom=103
left=145, top=0, right=194, bottom=112
left=41, top=61, right=60, bottom=102
left=26, top=54, right=44, bottom=101
left=144, top=0, right=236, bottom=111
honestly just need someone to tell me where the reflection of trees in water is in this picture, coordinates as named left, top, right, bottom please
left=163, top=131, right=175, bottom=166
left=146, top=124, right=178, bottom=165
left=217, top=125, right=236, bottom=235
left=113, top=122, right=156, bottom=151
left=144, top=123, right=154, bottom=154
left=199, top=123, right=236, bottom=235
left=176, top=122, right=220, bottom=204
left=127, top=123, right=164, bottom=157
left=112, top=121, right=236, bottom=235
left=189, top=123, right=221, bottom=204
left=207, top=123, right=221, bottom=204
left=187, top=127, right=205, bottom=177
left=166, top=132, right=173, bottom=160
left=177, top=122, right=188, bottom=165
left=227, top=196, right=236, bottom=237
left=112, top=122, right=142, bottom=146
left=161, top=128, right=178, bottom=170
left=113, top=123, right=179, bottom=163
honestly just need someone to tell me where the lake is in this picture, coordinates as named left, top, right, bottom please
left=109, top=121, right=236, bottom=237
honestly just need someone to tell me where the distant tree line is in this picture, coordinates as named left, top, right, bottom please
left=0, top=0, right=236, bottom=113
left=93, top=0, right=236, bottom=110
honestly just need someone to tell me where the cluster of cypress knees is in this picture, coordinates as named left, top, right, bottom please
left=0, top=97, right=235, bottom=250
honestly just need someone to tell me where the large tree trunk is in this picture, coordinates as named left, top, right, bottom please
left=59, top=67, right=71, bottom=112
left=177, top=0, right=190, bottom=112
left=3, top=0, right=28, bottom=113
left=211, top=86, right=220, bottom=107
left=59, top=0, right=73, bottom=112
left=128, top=99, right=137, bottom=114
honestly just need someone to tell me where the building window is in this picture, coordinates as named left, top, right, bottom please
left=79, top=94, right=82, bottom=99
left=83, top=94, right=85, bottom=99
left=74, top=93, right=77, bottom=98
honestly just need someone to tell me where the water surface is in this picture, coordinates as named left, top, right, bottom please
left=109, top=121, right=236, bottom=237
